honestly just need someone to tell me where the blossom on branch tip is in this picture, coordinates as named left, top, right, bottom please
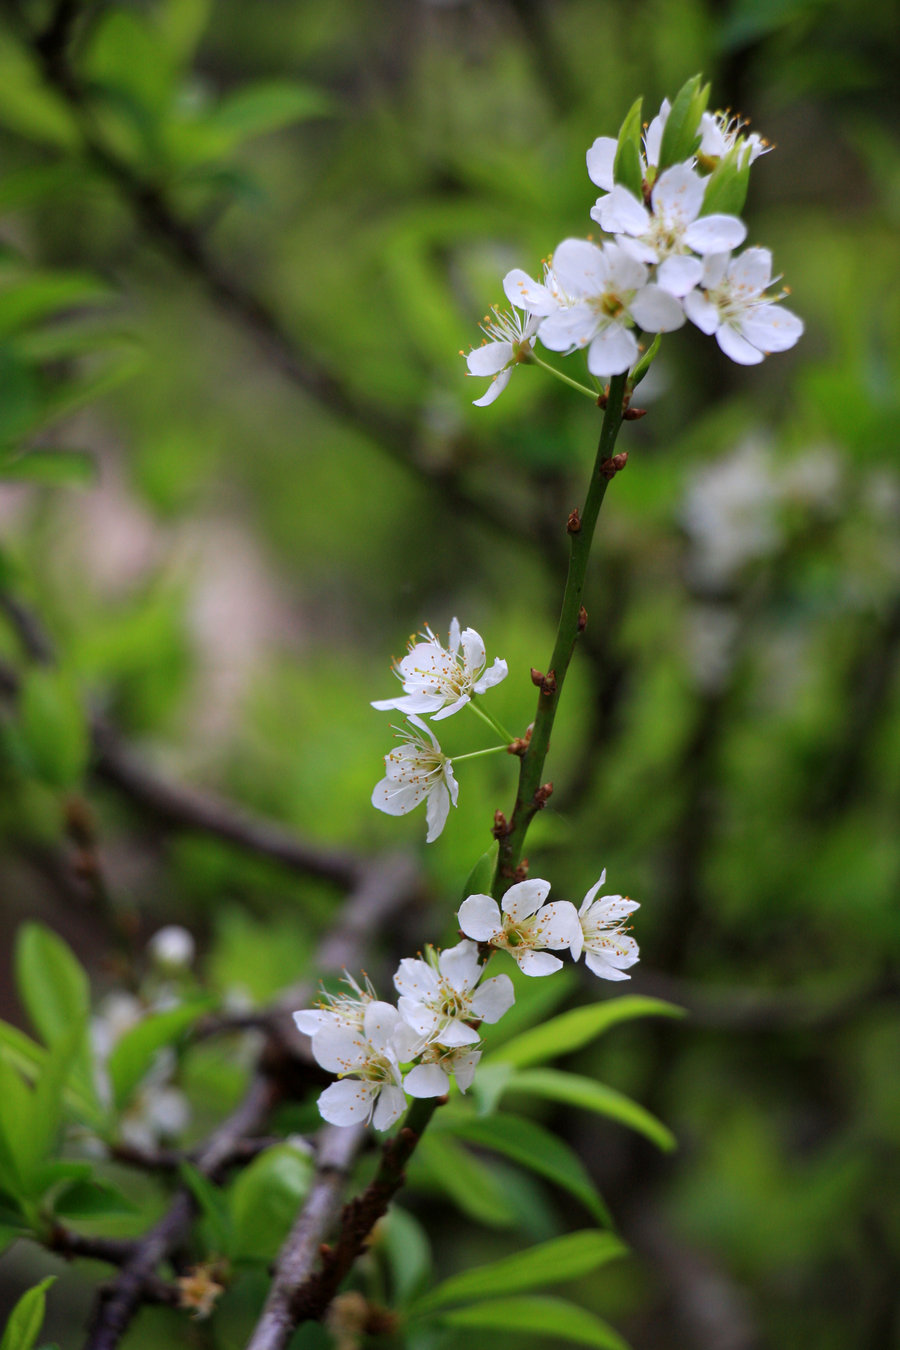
left=465, top=304, right=540, bottom=406
left=537, top=239, right=684, bottom=377
left=405, top=1045, right=482, bottom=1098
left=699, top=110, right=770, bottom=167
left=393, top=939, right=515, bottom=1047
left=570, top=869, right=640, bottom=981
left=458, top=879, right=580, bottom=976
left=293, top=972, right=376, bottom=1041
left=586, top=97, right=671, bottom=195
left=371, top=715, right=458, bottom=842
left=372, top=617, right=507, bottom=721
left=682, top=248, right=804, bottom=365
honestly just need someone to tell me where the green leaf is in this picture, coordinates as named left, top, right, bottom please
left=23, top=1020, right=88, bottom=1183
left=180, top=1163, right=233, bottom=1257
left=0, top=449, right=97, bottom=487
left=411, top=1230, right=627, bottom=1315
left=486, top=996, right=684, bottom=1070
left=52, top=1176, right=136, bottom=1219
left=700, top=150, right=751, bottom=217
left=205, top=81, right=333, bottom=143
left=230, top=1144, right=314, bottom=1262
left=15, top=925, right=90, bottom=1048
left=412, top=1133, right=519, bottom=1228
left=504, top=1068, right=676, bottom=1153
left=0, top=31, right=79, bottom=149
left=0, top=1022, right=105, bottom=1130
left=0, top=1059, right=31, bottom=1200
left=0, top=274, right=114, bottom=341
left=613, top=97, right=644, bottom=197
left=656, top=74, right=709, bottom=173
left=461, top=846, right=496, bottom=903
left=433, top=1295, right=629, bottom=1349
left=107, top=1001, right=213, bottom=1110
left=17, top=670, right=90, bottom=790
left=437, top=1112, right=611, bottom=1227
left=0, top=1277, right=55, bottom=1350
left=380, top=1205, right=432, bottom=1307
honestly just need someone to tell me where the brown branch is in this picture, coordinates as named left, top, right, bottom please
left=245, top=1098, right=442, bottom=1350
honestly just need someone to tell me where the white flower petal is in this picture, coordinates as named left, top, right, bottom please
left=515, top=949, right=564, bottom=977
left=684, top=213, right=747, bottom=255
left=451, top=1049, right=481, bottom=1092
left=467, top=341, right=514, bottom=377
left=586, top=323, right=638, bottom=377
left=439, top=1018, right=482, bottom=1048
left=317, top=1079, right=377, bottom=1126
left=596, top=186, right=649, bottom=238
left=474, top=657, right=508, bottom=693
left=503, top=268, right=559, bottom=317
left=396, top=998, right=440, bottom=1040
left=538, top=304, right=597, bottom=352
left=404, top=1063, right=451, bottom=1098
left=458, top=893, right=502, bottom=942
left=717, top=324, right=765, bottom=365
left=630, top=284, right=685, bottom=333
left=533, top=900, right=581, bottom=948
left=393, top=958, right=439, bottom=1001
left=371, top=777, right=426, bottom=817
left=469, top=973, right=515, bottom=1024
left=652, top=163, right=705, bottom=226
left=586, top=136, right=617, bottom=191
left=502, top=878, right=551, bottom=922
left=683, top=290, right=721, bottom=335
left=373, top=1085, right=408, bottom=1130
left=656, top=254, right=703, bottom=297
left=584, top=951, right=633, bottom=981
left=424, top=779, right=452, bottom=842
left=729, top=247, right=772, bottom=293
left=364, top=1001, right=402, bottom=1051
left=438, top=939, right=482, bottom=993
left=740, top=304, right=804, bottom=353
left=551, top=238, right=608, bottom=297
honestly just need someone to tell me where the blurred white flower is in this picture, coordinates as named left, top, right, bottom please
left=569, top=870, right=640, bottom=981
left=371, top=716, right=459, bottom=843
left=458, top=879, right=580, bottom=976
left=372, top=618, right=507, bottom=721
left=148, top=925, right=195, bottom=970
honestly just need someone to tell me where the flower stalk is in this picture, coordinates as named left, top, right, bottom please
left=492, top=371, right=628, bottom=895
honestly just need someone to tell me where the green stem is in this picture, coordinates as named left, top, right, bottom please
left=450, top=745, right=508, bottom=764
left=492, top=372, right=629, bottom=896
left=528, top=352, right=599, bottom=400
left=467, top=697, right=514, bottom=744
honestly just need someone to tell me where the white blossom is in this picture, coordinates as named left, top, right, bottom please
left=148, top=925, right=195, bottom=970
left=537, top=239, right=684, bottom=377
left=293, top=973, right=376, bottom=1042
left=683, top=248, right=803, bottom=365
left=592, top=163, right=747, bottom=296
left=372, top=618, right=507, bottom=721
left=311, top=1001, right=418, bottom=1131
left=699, top=110, right=770, bottom=167
left=393, top=940, right=514, bottom=1047
left=569, top=870, right=640, bottom=981
left=465, top=304, right=540, bottom=406
left=404, top=1045, right=482, bottom=1098
left=371, top=715, right=459, bottom=843
left=458, top=879, right=580, bottom=976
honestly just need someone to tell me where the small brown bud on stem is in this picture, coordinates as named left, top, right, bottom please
left=623, top=406, right=647, bottom=420
left=567, top=508, right=581, bottom=533
left=533, top=782, right=554, bottom=809
left=599, top=451, right=628, bottom=480
left=578, top=604, right=588, bottom=632
left=513, top=859, right=530, bottom=882
left=492, top=809, right=509, bottom=839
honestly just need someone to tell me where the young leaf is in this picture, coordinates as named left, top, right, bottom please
left=0, top=449, right=97, bottom=487
left=437, top=1112, right=611, bottom=1227
left=379, top=1205, right=433, bottom=1307
left=229, top=1144, right=315, bottom=1262
left=14, top=925, right=90, bottom=1048
left=180, top=1163, right=233, bottom=1258
left=52, top=1176, right=136, bottom=1219
left=656, top=74, right=709, bottom=172
left=0, top=1021, right=105, bottom=1130
left=503, top=1068, right=676, bottom=1153
left=0, top=1277, right=55, bottom=1350
left=22, top=1020, right=89, bottom=1185
left=701, top=150, right=751, bottom=217
left=107, top=1001, right=213, bottom=1110
left=613, top=97, right=644, bottom=197
left=461, top=846, right=496, bottom=903
left=433, top=1295, right=630, bottom=1349
left=485, top=996, right=684, bottom=1070
left=0, top=273, right=114, bottom=341
left=410, top=1230, right=627, bottom=1315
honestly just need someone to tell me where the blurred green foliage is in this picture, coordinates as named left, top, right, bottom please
left=1, top=0, right=899, bottom=1347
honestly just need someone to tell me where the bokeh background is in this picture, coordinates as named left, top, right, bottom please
left=2, top=1, right=900, bottom=1347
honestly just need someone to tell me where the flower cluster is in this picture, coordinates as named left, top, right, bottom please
left=466, top=79, right=802, bottom=403
left=370, top=618, right=507, bottom=842
left=295, top=871, right=638, bottom=1128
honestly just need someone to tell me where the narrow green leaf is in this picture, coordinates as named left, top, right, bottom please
left=0, top=449, right=96, bottom=487
left=0, top=1060, right=31, bottom=1199
left=412, top=1134, right=518, bottom=1229
left=381, top=1205, right=432, bottom=1307
left=0, top=1277, right=55, bottom=1350
left=504, top=1068, right=676, bottom=1153
left=0, top=274, right=113, bottom=340
left=15, top=925, right=90, bottom=1048
left=208, top=81, right=332, bottom=139
left=23, top=1019, right=88, bottom=1183
left=700, top=151, right=751, bottom=217
left=461, top=847, right=496, bottom=903
left=613, top=97, right=644, bottom=197
left=0, top=1022, right=105, bottom=1130
left=411, top=1230, right=627, bottom=1315
left=434, top=1295, right=630, bottom=1349
left=486, top=996, right=685, bottom=1070
left=180, top=1163, right=232, bottom=1257
left=657, top=74, right=709, bottom=172
left=438, top=1112, right=611, bottom=1227
left=53, top=1176, right=136, bottom=1219
left=107, top=1001, right=212, bottom=1110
